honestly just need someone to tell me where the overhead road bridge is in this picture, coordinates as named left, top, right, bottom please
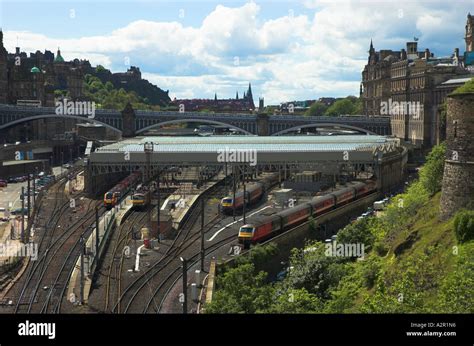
left=0, top=104, right=391, bottom=136
left=84, top=135, right=407, bottom=195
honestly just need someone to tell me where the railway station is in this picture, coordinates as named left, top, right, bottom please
left=85, top=135, right=407, bottom=196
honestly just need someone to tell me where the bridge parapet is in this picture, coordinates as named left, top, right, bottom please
left=0, top=104, right=392, bottom=136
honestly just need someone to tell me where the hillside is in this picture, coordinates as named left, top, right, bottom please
left=205, top=144, right=474, bottom=313
left=90, top=65, right=171, bottom=107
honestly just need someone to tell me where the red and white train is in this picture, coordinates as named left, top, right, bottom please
left=220, top=173, right=280, bottom=213
left=104, top=171, right=142, bottom=209
left=238, top=180, right=376, bottom=247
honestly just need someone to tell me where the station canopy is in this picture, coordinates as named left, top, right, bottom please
left=89, top=135, right=401, bottom=165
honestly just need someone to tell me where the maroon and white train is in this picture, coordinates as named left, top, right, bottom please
left=238, top=180, right=377, bottom=247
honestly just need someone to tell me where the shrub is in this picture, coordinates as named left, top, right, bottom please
left=454, top=209, right=474, bottom=243
left=419, top=143, right=446, bottom=196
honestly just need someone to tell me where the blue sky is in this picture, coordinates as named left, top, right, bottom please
left=0, top=0, right=473, bottom=104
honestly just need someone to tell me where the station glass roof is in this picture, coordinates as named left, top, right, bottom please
left=94, top=135, right=396, bottom=154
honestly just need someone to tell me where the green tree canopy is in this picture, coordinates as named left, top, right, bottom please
left=305, top=101, right=328, bottom=117
left=325, top=98, right=356, bottom=116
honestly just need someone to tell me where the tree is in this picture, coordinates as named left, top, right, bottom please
left=269, top=288, right=323, bottom=313
left=418, top=143, right=446, bottom=195
left=324, top=98, right=355, bottom=116
left=95, top=65, right=107, bottom=73
left=305, top=101, right=328, bottom=117
left=336, top=218, right=375, bottom=252
left=454, top=210, right=474, bottom=243
left=205, top=263, right=274, bottom=313
left=283, top=242, right=348, bottom=299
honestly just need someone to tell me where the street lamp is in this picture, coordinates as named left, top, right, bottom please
left=180, top=256, right=188, bottom=314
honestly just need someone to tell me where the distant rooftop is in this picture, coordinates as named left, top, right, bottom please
left=441, top=77, right=473, bottom=85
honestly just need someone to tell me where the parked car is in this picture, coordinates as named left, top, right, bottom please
left=0, top=180, right=7, bottom=187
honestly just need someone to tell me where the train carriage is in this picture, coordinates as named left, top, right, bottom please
left=330, top=186, right=356, bottom=206
left=279, top=203, right=312, bottom=229
left=238, top=180, right=377, bottom=248
left=220, top=172, right=279, bottom=214
left=310, top=194, right=336, bottom=216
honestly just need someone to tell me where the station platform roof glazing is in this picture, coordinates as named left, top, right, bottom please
left=95, top=135, right=397, bottom=153
left=89, top=135, right=401, bottom=165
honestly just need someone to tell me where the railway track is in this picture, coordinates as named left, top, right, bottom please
left=113, top=179, right=230, bottom=314
left=11, top=177, right=70, bottom=311
left=103, top=210, right=147, bottom=313
left=13, top=171, right=103, bottom=314
left=151, top=231, right=237, bottom=313
left=39, top=200, right=104, bottom=314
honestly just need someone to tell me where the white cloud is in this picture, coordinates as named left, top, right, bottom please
left=3, top=1, right=472, bottom=104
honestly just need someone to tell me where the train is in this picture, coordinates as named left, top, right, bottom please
left=104, top=172, right=142, bottom=209
left=238, top=180, right=377, bottom=247
left=220, top=173, right=280, bottom=214
left=131, top=184, right=152, bottom=210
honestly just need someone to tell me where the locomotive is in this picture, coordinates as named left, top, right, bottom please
left=104, top=172, right=142, bottom=209
left=220, top=173, right=279, bottom=214
left=238, top=180, right=376, bottom=247
left=131, top=184, right=151, bottom=210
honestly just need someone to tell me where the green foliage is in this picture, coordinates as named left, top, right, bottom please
left=205, top=263, right=274, bottom=313
left=305, top=101, right=328, bottom=117
left=419, top=143, right=446, bottom=196
left=336, top=218, right=375, bottom=252
left=437, top=242, right=474, bottom=312
left=323, top=264, right=362, bottom=313
left=325, top=98, right=356, bottom=116
left=83, top=74, right=160, bottom=111
left=95, top=65, right=107, bottom=73
left=283, top=242, right=348, bottom=299
left=323, top=96, right=362, bottom=116
left=360, top=255, right=382, bottom=289
left=269, top=287, right=323, bottom=313
left=235, top=243, right=279, bottom=268
left=360, top=251, right=439, bottom=313
left=382, top=181, right=429, bottom=242
left=454, top=209, right=474, bottom=243
left=452, top=77, right=474, bottom=94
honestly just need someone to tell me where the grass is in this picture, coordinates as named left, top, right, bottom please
left=350, top=192, right=460, bottom=311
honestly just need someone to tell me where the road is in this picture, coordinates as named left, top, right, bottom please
left=0, top=181, right=28, bottom=212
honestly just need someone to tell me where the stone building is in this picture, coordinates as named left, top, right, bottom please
left=0, top=37, right=92, bottom=106
left=171, top=83, right=256, bottom=112
left=440, top=92, right=474, bottom=220
left=361, top=14, right=474, bottom=148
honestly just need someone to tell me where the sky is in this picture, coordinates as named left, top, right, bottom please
left=0, top=0, right=473, bottom=104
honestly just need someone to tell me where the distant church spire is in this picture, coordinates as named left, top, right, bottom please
left=246, top=83, right=255, bottom=109
left=236, top=91, right=239, bottom=99
left=214, top=93, right=217, bottom=101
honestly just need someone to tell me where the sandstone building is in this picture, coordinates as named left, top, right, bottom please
left=361, top=14, right=474, bottom=148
